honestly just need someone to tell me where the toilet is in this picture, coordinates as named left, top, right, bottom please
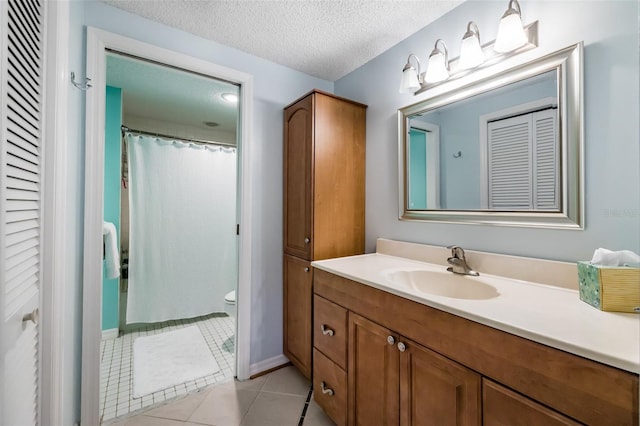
left=224, top=290, right=236, bottom=319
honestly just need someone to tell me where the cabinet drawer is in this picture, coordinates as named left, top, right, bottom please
left=483, top=379, right=581, bottom=426
left=313, top=348, right=347, bottom=426
left=314, top=295, right=348, bottom=369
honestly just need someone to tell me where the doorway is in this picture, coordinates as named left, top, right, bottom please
left=82, top=28, right=253, bottom=426
left=99, top=51, right=240, bottom=422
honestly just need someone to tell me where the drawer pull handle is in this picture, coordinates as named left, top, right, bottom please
left=397, top=342, right=406, bottom=352
left=304, top=267, right=310, bottom=272
left=321, top=381, right=334, bottom=396
left=304, top=237, right=311, bottom=244
left=321, top=324, right=334, bottom=336
left=387, top=335, right=395, bottom=345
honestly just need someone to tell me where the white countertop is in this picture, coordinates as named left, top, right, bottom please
left=312, top=253, right=640, bottom=374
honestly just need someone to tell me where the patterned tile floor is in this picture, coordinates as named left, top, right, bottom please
left=100, top=313, right=235, bottom=423
left=103, top=365, right=335, bottom=426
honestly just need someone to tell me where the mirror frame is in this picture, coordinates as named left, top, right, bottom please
left=398, top=42, right=584, bottom=229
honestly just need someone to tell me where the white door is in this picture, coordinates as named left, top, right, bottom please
left=0, top=0, right=45, bottom=424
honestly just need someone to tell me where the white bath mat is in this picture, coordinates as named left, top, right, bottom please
left=133, top=325, right=220, bottom=398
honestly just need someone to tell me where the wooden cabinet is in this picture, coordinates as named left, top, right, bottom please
left=314, top=348, right=348, bottom=426
left=348, top=313, right=399, bottom=426
left=313, top=268, right=639, bottom=426
left=283, top=95, right=312, bottom=260
left=483, top=379, right=580, bottom=426
left=283, top=90, right=366, bottom=379
left=314, top=295, right=348, bottom=369
left=348, top=312, right=480, bottom=426
left=399, top=334, right=481, bottom=426
left=283, top=255, right=313, bottom=378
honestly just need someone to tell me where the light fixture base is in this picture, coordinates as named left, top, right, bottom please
left=414, top=21, right=538, bottom=95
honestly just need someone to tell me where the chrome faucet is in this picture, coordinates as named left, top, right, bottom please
left=446, top=245, right=479, bottom=276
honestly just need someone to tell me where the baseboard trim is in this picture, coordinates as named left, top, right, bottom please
left=101, top=328, right=119, bottom=340
left=249, top=354, right=290, bottom=378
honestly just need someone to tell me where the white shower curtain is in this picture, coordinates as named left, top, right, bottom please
left=126, top=134, right=237, bottom=324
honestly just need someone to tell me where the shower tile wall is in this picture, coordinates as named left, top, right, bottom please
left=99, top=313, right=235, bottom=423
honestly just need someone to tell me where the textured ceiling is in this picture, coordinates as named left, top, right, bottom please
left=102, top=0, right=464, bottom=81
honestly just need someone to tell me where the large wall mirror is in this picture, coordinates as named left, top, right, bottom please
left=398, top=42, right=584, bottom=229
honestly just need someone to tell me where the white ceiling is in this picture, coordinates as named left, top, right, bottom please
left=102, top=0, right=464, bottom=81
left=106, top=53, right=240, bottom=144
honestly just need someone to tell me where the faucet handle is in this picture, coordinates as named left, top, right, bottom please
left=446, top=245, right=465, bottom=259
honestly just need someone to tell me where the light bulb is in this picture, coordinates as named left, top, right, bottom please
left=494, top=0, right=528, bottom=53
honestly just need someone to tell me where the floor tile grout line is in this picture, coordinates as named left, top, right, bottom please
left=297, top=385, right=314, bottom=426
left=99, top=312, right=235, bottom=423
left=260, top=389, right=314, bottom=397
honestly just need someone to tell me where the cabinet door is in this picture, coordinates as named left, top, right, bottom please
left=284, top=95, right=313, bottom=259
left=283, top=255, right=313, bottom=379
left=483, top=379, right=581, bottom=426
left=348, top=313, right=399, bottom=426
left=399, top=338, right=481, bottom=426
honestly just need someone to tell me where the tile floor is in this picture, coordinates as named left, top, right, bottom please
left=100, top=313, right=236, bottom=423
left=104, top=366, right=335, bottom=426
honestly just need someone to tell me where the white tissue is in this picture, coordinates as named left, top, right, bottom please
left=590, top=248, right=640, bottom=267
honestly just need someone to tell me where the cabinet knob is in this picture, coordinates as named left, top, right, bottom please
left=304, top=267, right=310, bottom=272
left=397, top=342, right=406, bottom=352
left=304, top=237, right=310, bottom=244
left=320, top=381, right=334, bottom=396
left=387, top=335, right=395, bottom=345
left=22, top=308, right=39, bottom=325
left=321, top=324, right=335, bottom=336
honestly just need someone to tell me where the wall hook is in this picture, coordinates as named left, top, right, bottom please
left=70, top=72, right=92, bottom=90
left=453, top=150, right=462, bottom=158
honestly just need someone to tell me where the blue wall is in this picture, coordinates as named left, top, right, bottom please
left=336, top=0, right=640, bottom=261
left=103, top=85, right=122, bottom=331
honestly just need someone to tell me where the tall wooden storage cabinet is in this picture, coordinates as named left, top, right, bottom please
left=283, top=90, right=366, bottom=379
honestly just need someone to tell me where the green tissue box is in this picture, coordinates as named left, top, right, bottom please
left=577, top=261, right=640, bottom=313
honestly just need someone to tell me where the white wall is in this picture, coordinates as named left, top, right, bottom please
left=64, top=1, right=332, bottom=422
left=335, top=0, right=640, bottom=261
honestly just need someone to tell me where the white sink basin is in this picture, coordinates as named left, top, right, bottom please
left=382, top=269, right=500, bottom=300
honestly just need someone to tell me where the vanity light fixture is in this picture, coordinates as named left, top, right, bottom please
left=458, top=22, right=484, bottom=70
left=424, top=39, right=449, bottom=83
left=399, top=54, right=422, bottom=94
left=398, top=0, right=538, bottom=96
left=494, top=0, right=528, bottom=53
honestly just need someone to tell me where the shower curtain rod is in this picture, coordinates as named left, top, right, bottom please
left=121, top=126, right=236, bottom=148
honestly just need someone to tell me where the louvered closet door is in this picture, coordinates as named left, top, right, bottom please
left=0, top=0, right=45, bottom=424
left=487, top=109, right=558, bottom=211
left=532, top=109, right=559, bottom=210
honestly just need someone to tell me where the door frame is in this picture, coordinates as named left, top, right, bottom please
left=81, top=27, right=254, bottom=425
left=40, top=1, right=70, bottom=425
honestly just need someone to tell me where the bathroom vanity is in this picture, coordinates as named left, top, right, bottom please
left=311, top=240, right=639, bottom=425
